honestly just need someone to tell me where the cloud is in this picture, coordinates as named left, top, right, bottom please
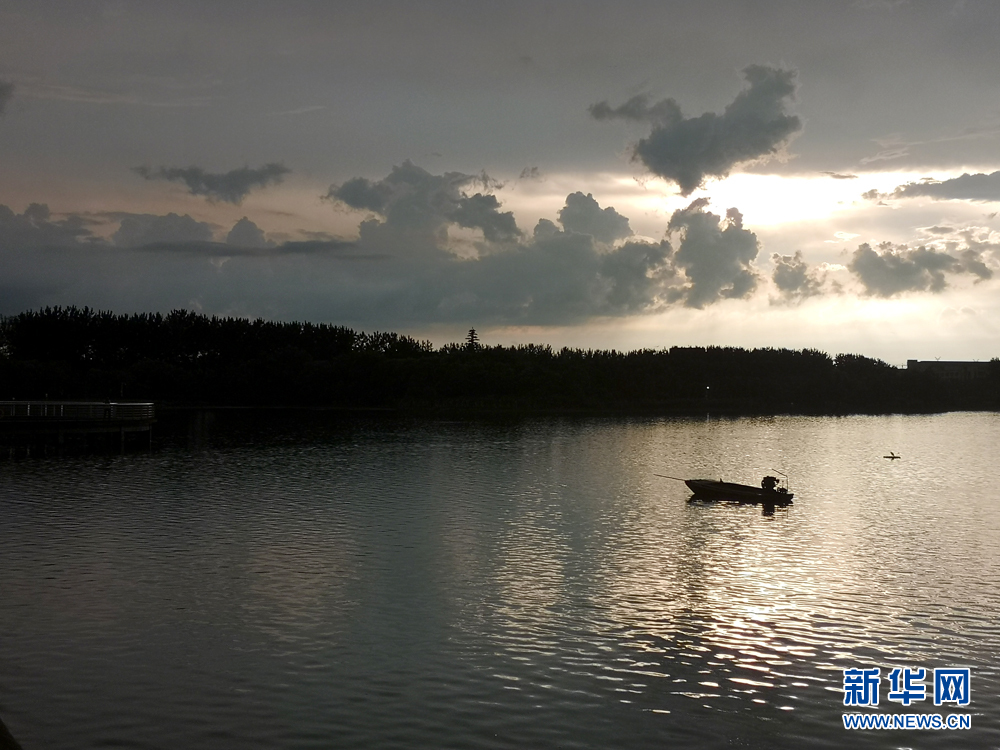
left=952, top=227, right=998, bottom=281
left=452, top=193, right=520, bottom=242
left=0, top=203, right=95, bottom=249
left=859, top=133, right=912, bottom=164
left=519, top=166, right=543, bottom=181
left=430, top=227, right=674, bottom=323
left=589, top=94, right=683, bottom=126
left=8, top=157, right=999, bottom=327
left=860, top=187, right=891, bottom=206
left=591, top=65, right=802, bottom=195
left=133, top=163, right=291, bottom=204
left=557, top=192, right=633, bottom=243
left=860, top=118, right=1000, bottom=166
left=269, top=239, right=366, bottom=257
left=7, top=134, right=1000, bottom=328
left=112, top=213, right=214, bottom=247
left=325, top=160, right=520, bottom=242
left=48, top=156, right=1000, bottom=326
left=848, top=241, right=991, bottom=296
left=859, top=146, right=910, bottom=164
left=666, top=199, right=760, bottom=307
left=226, top=217, right=273, bottom=249
left=0, top=79, right=13, bottom=115
left=957, top=247, right=993, bottom=280
left=940, top=306, right=978, bottom=320
left=881, top=171, right=1000, bottom=203
left=326, top=187, right=676, bottom=322
left=322, top=168, right=674, bottom=321
left=0, top=206, right=310, bottom=258
left=329, top=176, right=393, bottom=214
left=0, top=162, right=682, bottom=323
left=108, top=213, right=356, bottom=257
left=770, top=251, right=824, bottom=301
left=821, top=171, right=858, bottom=180
left=598, top=239, right=676, bottom=311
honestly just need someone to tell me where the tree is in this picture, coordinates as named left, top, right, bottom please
left=465, top=328, right=479, bottom=350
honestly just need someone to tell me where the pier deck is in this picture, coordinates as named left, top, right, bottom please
left=0, top=401, right=155, bottom=453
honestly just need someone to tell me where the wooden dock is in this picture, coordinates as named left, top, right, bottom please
left=0, top=401, right=155, bottom=455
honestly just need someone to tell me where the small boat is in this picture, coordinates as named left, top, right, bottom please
left=884, top=452, right=900, bottom=460
left=684, top=477, right=793, bottom=505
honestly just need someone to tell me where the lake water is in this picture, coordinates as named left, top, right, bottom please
left=1, top=411, right=999, bottom=749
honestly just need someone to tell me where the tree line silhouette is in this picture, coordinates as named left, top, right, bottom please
left=1, top=306, right=996, bottom=413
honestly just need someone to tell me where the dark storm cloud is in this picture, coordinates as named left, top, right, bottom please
left=226, top=217, right=273, bottom=249
left=0, top=206, right=347, bottom=258
left=770, top=251, right=824, bottom=301
left=270, top=239, right=367, bottom=257
left=329, top=176, right=393, bottom=214
left=0, top=168, right=683, bottom=323
left=0, top=79, right=13, bottom=115
left=0, top=197, right=394, bottom=315
left=450, top=230, right=673, bottom=322
left=589, top=94, right=682, bottom=126
left=322, top=168, right=675, bottom=322
left=325, top=161, right=520, bottom=242
left=847, top=242, right=990, bottom=296
left=557, top=192, right=632, bottom=243
left=112, top=213, right=214, bottom=248
left=598, top=239, right=676, bottom=311
left=10, top=167, right=997, bottom=327
left=452, top=194, right=520, bottom=242
left=666, top=199, right=760, bottom=308
left=882, top=171, right=1000, bottom=203
left=0, top=203, right=94, bottom=248
left=417, top=203, right=672, bottom=323
left=131, top=238, right=365, bottom=258
left=591, top=66, right=802, bottom=195
left=112, top=214, right=358, bottom=258
left=132, top=163, right=292, bottom=204
left=0, top=167, right=841, bottom=324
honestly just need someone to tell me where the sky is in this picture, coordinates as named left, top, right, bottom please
left=2, top=0, right=1000, bottom=363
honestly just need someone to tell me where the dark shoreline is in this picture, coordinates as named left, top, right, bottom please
left=3, top=307, right=998, bottom=418
left=152, top=402, right=967, bottom=417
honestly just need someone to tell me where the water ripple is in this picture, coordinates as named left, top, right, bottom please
left=1, top=413, right=999, bottom=748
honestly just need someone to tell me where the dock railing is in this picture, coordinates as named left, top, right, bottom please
left=0, top=401, right=155, bottom=421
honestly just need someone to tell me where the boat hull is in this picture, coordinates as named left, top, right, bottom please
left=684, top=479, right=793, bottom=505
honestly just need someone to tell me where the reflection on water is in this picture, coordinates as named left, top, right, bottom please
left=1, top=412, right=999, bottom=749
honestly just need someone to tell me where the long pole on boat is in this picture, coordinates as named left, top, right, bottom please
left=771, top=469, right=789, bottom=492
left=653, top=474, right=687, bottom=482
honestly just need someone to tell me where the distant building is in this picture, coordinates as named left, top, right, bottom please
left=906, top=360, right=994, bottom=380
